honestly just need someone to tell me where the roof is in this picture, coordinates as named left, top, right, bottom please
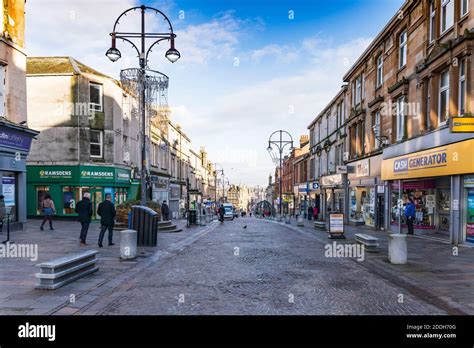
left=26, top=56, right=113, bottom=80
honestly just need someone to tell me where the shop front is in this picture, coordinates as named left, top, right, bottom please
left=347, top=156, right=384, bottom=229
left=320, top=174, right=346, bottom=222
left=151, top=174, right=170, bottom=204
left=0, top=123, right=39, bottom=230
left=27, top=165, right=132, bottom=220
left=382, top=139, right=474, bottom=243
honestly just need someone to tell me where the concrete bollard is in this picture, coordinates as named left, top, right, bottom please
left=388, top=234, right=407, bottom=265
left=277, top=214, right=282, bottom=222
left=297, top=215, right=304, bottom=227
left=200, top=215, right=207, bottom=226
left=285, top=215, right=291, bottom=224
left=120, top=229, right=137, bottom=260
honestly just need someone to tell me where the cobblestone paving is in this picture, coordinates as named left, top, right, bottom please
left=103, top=218, right=446, bottom=315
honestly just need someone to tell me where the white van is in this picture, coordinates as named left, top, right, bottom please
left=222, top=203, right=234, bottom=220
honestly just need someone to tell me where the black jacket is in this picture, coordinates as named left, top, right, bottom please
left=161, top=203, right=169, bottom=215
left=97, top=200, right=116, bottom=225
left=75, top=198, right=93, bottom=223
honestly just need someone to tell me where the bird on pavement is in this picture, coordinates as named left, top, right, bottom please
left=243, top=225, right=247, bottom=229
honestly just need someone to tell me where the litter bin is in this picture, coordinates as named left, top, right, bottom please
left=131, top=205, right=159, bottom=247
left=188, top=209, right=197, bottom=225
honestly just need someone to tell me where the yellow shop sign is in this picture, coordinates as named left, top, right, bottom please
left=451, top=117, right=474, bottom=133
left=381, top=139, right=474, bottom=180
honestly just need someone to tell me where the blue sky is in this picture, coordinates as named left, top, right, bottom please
left=26, top=0, right=404, bottom=186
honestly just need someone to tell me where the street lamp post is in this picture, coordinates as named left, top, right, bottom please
left=106, top=5, right=180, bottom=205
left=267, top=130, right=294, bottom=219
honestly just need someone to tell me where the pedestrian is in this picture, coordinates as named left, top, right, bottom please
left=0, top=195, right=6, bottom=233
left=404, top=197, right=416, bottom=235
left=161, top=200, right=170, bottom=221
left=97, top=193, right=116, bottom=248
left=307, top=205, right=313, bottom=221
left=219, top=205, right=225, bottom=223
left=75, top=192, right=93, bottom=245
left=313, top=206, right=319, bottom=221
left=40, top=193, right=55, bottom=231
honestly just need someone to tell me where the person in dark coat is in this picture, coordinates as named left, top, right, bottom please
left=307, top=205, right=314, bottom=221
left=161, top=200, right=170, bottom=221
left=97, top=193, right=116, bottom=247
left=219, top=205, right=225, bottom=223
left=75, top=192, right=93, bottom=245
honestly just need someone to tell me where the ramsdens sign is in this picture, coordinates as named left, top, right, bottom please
left=382, top=139, right=474, bottom=181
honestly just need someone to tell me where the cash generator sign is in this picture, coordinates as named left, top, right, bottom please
left=393, top=150, right=448, bottom=174
left=381, top=139, right=474, bottom=180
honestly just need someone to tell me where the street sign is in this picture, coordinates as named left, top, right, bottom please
left=312, top=182, right=320, bottom=190
left=336, top=166, right=348, bottom=174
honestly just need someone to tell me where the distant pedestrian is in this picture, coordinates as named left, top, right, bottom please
left=404, top=197, right=416, bottom=235
left=161, top=200, right=170, bottom=221
left=307, top=205, right=314, bottom=221
left=40, top=193, right=55, bottom=231
left=75, top=192, right=93, bottom=245
left=0, top=195, right=6, bottom=232
left=313, top=206, right=319, bottom=221
left=219, top=205, right=225, bottom=223
left=97, top=194, right=116, bottom=248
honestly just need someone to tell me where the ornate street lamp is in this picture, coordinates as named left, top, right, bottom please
left=267, top=130, right=294, bottom=218
left=106, top=5, right=180, bottom=205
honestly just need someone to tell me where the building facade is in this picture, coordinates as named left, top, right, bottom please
left=26, top=57, right=140, bottom=220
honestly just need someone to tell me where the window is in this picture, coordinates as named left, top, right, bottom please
left=376, top=55, right=383, bottom=87
left=441, top=0, right=454, bottom=33
left=429, top=0, right=436, bottom=43
left=399, top=31, right=407, bottom=68
left=0, top=65, right=5, bottom=117
left=396, top=96, right=406, bottom=141
left=439, top=69, right=450, bottom=124
left=373, top=111, right=381, bottom=149
left=425, top=78, right=431, bottom=130
left=461, top=0, right=469, bottom=16
left=355, top=76, right=362, bottom=105
left=90, top=129, right=103, bottom=158
left=337, top=101, right=344, bottom=128
left=459, top=59, right=466, bottom=115
left=89, top=82, right=103, bottom=112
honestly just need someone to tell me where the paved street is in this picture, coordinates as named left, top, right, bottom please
left=93, top=217, right=445, bottom=315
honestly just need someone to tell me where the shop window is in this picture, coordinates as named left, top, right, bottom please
left=62, top=186, right=77, bottom=215
left=459, top=59, right=466, bottom=116
left=439, top=69, right=450, bottom=124
left=399, top=30, right=407, bottom=68
left=90, top=130, right=103, bottom=158
left=36, top=186, right=50, bottom=215
left=441, top=0, right=454, bottom=33
left=89, top=82, right=103, bottom=112
left=390, top=181, right=436, bottom=229
left=437, top=188, right=451, bottom=232
left=466, top=188, right=474, bottom=243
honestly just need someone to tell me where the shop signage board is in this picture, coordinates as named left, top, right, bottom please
left=0, top=127, right=33, bottom=152
left=336, top=166, right=348, bottom=174
left=381, top=139, right=474, bottom=181
left=329, top=213, right=345, bottom=239
left=450, top=117, right=474, bottom=133
left=356, top=159, right=370, bottom=177
left=321, top=174, right=343, bottom=187
left=425, top=195, right=436, bottom=208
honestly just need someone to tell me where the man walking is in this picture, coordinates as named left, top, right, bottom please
left=161, top=200, right=170, bottom=221
left=97, top=194, right=116, bottom=247
left=75, top=192, right=93, bottom=245
left=404, top=197, right=416, bottom=235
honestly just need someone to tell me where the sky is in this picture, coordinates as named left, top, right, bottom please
left=26, top=0, right=404, bottom=187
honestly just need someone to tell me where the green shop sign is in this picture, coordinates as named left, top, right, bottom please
left=27, top=165, right=131, bottom=185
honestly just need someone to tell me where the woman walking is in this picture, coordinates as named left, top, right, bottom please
left=40, top=193, right=55, bottom=231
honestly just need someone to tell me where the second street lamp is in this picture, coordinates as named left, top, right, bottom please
left=106, top=5, right=180, bottom=205
left=267, top=130, right=294, bottom=220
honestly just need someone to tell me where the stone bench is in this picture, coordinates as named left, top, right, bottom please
left=314, top=221, right=326, bottom=230
left=35, top=250, right=99, bottom=290
left=355, top=233, right=379, bottom=252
